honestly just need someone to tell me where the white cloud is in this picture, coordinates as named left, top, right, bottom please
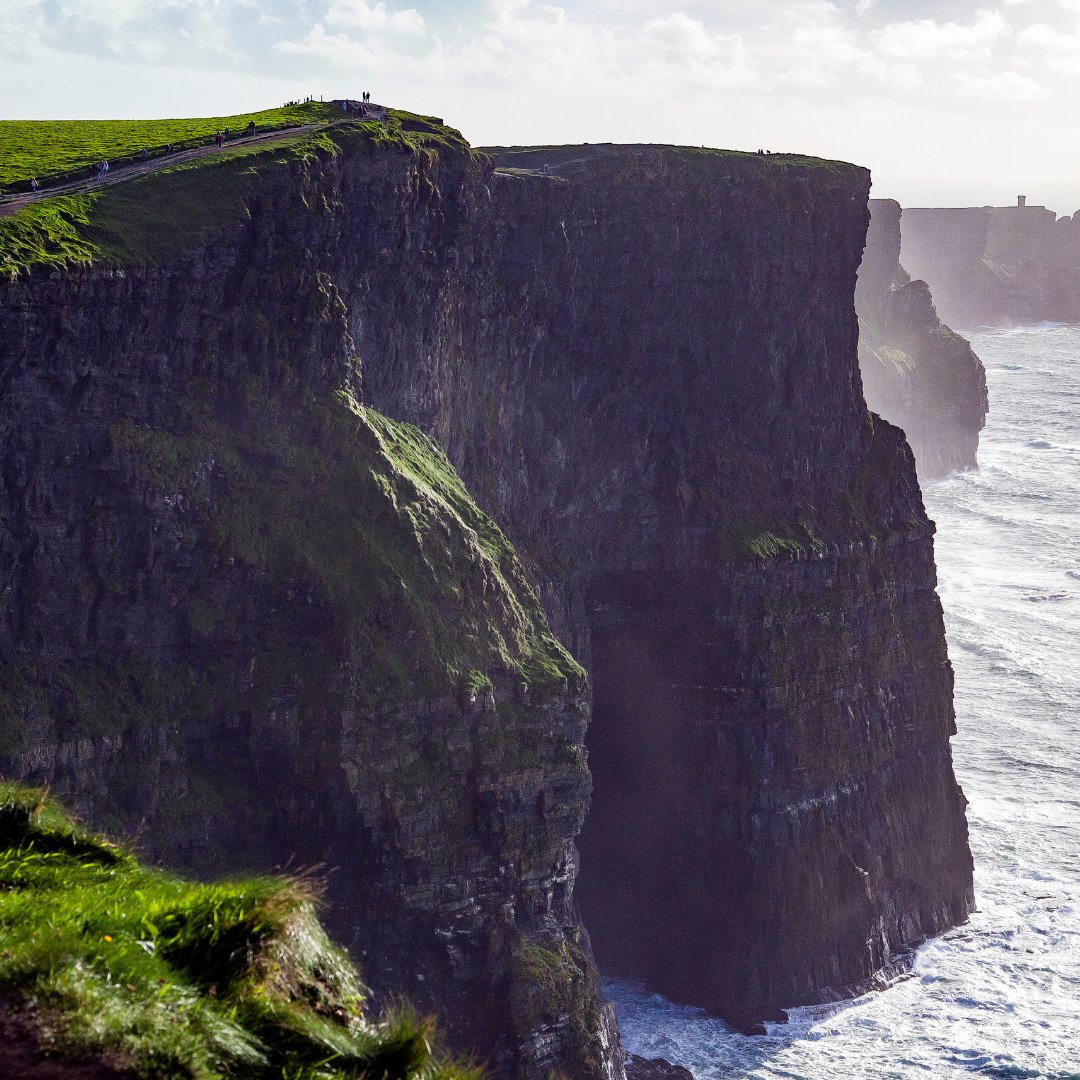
left=643, top=12, right=727, bottom=59
left=277, top=1, right=758, bottom=95
left=955, top=68, right=1049, bottom=99
left=1018, top=21, right=1080, bottom=73
left=325, top=0, right=425, bottom=35
left=871, top=10, right=1010, bottom=64
left=275, top=23, right=382, bottom=66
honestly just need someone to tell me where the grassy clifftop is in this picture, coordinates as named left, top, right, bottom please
left=0, top=108, right=471, bottom=280
left=0, top=782, right=478, bottom=1079
left=0, top=101, right=340, bottom=189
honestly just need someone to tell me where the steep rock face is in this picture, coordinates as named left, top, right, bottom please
left=0, top=123, right=975, bottom=1048
left=856, top=199, right=988, bottom=478
left=0, top=129, right=622, bottom=1080
left=342, top=142, right=975, bottom=1028
left=900, top=203, right=1080, bottom=327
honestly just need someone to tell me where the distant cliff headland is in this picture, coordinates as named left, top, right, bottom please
left=901, top=197, right=1080, bottom=328
left=0, top=105, right=975, bottom=1077
left=857, top=199, right=988, bottom=479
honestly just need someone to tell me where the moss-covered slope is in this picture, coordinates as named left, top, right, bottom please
left=0, top=782, right=477, bottom=1079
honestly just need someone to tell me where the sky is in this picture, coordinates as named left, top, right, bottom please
left=3, top=0, right=1080, bottom=212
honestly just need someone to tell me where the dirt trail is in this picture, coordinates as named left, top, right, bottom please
left=0, top=106, right=385, bottom=219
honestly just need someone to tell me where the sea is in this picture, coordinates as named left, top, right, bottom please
left=607, top=324, right=1080, bottom=1079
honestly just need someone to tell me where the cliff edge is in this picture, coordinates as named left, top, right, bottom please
left=0, top=782, right=478, bottom=1080
left=383, top=141, right=974, bottom=1029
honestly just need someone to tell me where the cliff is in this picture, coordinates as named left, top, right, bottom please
left=856, top=199, right=988, bottom=478
left=0, top=118, right=619, bottom=1080
left=0, top=114, right=974, bottom=1057
left=368, top=141, right=974, bottom=1030
left=900, top=202, right=1080, bottom=327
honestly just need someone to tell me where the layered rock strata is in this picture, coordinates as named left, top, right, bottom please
left=856, top=199, right=988, bottom=478
left=0, top=118, right=975, bottom=1055
left=900, top=202, right=1080, bottom=327
left=355, top=141, right=974, bottom=1029
left=0, top=124, right=621, bottom=1079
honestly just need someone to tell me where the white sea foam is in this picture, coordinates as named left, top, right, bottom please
left=608, top=326, right=1080, bottom=1079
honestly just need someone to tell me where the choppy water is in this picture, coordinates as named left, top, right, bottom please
left=608, top=324, right=1080, bottom=1079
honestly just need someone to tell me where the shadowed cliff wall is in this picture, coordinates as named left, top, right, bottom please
left=0, top=123, right=623, bottom=1080
left=351, top=141, right=974, bottom=1030
left=857, top=199, right=988, bottom=478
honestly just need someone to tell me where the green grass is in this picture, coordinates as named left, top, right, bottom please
left=0, top=782, right=480, bottom=1079
left=0, top=111, right=473, bottom=280
left=358, top=402, right=584, bottom=690
left=709, top=522, right=824, bottom=561
left=0, top=102, right=339, bottom=189
left=0, top=128, right=340, bottom=278
left=667, top=144, right=863, bottom=174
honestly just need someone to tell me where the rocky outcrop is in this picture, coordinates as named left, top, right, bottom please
left=900, top=202, right=1080, bottom=327
left=0, top=118, right=973, bottom=1056
left=856, top=199, right=988, bottom=478
left=625, top=1055, right=694, bottom=1080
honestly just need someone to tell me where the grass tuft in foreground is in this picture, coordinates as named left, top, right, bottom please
left=0, top=782, right=480, bottom=1079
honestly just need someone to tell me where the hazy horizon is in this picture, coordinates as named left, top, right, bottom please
left=4, top=0, right=1080, bottom=214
